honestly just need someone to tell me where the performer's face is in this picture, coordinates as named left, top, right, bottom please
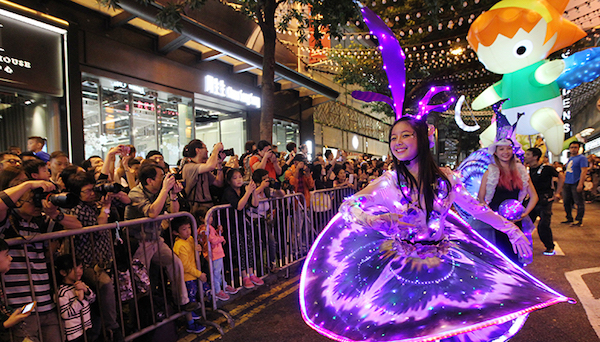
left=494, top=145, right=513, bottom=162
left=390, top=121, right=418, bottom=162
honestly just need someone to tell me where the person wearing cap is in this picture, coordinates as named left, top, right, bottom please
left=562, top=141, right=588, bottom=226
left=476, top=138, right=538, bottom=264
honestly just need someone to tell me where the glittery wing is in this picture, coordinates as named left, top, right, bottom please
left=454, top=148, right=492, bottom=221
left=300, top=201, right=569, bottom=342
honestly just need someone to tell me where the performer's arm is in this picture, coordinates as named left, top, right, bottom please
left=451, top=174, right=531, bottom=258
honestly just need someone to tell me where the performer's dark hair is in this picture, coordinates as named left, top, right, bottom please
left=389, top=117, right=450, bottom=220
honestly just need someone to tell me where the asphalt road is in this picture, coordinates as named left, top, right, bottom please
left=181, top=201, right=600, bottom=342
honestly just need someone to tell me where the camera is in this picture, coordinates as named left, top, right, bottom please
left=93, top=182, right=124, bottom=195
left=32, top=188, right=78, bottom=209
left=173, top=172, right=183, bottom=181
left=268, top=178, right=282, bottom=190
left=222, top=148, right=235, bottom=157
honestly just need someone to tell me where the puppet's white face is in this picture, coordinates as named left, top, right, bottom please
left=476, top=20, right=556, bottom=74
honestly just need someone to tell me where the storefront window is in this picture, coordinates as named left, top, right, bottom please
left=0, top=91, right=60, bottom=153
left=82, top=73, right=193, bottom=165
left=195, top=108, right=246, bottom=157
left=273, top=119, right=299, bottom=152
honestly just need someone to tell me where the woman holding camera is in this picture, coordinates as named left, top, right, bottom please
left=181, top=140, right=224, bottom=222
left=65, top=171, right=130, bottom=342
left=249, top=169, right=285, bottom=274
left=285, top=154, right=315, bottom=206
left=222, top=168, right=263, bottom=289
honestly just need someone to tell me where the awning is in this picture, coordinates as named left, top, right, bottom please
left=118, top=0, right=339, bottom=100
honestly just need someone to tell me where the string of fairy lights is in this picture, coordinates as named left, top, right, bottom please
left=272, top=0, right=593, bottom=98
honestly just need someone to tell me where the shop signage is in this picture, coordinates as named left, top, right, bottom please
left=204, top=75, right=261, bottom=108
left=563, top=88, right=571, bottom=136
left=0, top=9, right=66, bottom=96
left=113, top=81, right=146, bottom=95
left=561, top=50, right=571, bottom=137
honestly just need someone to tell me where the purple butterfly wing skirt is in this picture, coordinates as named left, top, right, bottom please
left=300, top=211, right=569, bottom=342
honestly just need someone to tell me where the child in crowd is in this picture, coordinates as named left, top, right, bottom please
left=55, top=254, right=96, bottom=342
left=222, top=168, right=264, bottom=289
left=199, top=215, right=239, bottom=301
left=0, top=238, right=31, bottom=339
left=172, top=216, right=208, bottom=334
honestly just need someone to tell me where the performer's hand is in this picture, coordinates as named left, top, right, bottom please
left=508, top=229, right=532, bottom=259
left=577, top=184, right=583, bottom=193
left=510, top=212, right=527, bottom=223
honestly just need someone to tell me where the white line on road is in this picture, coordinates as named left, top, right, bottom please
left=554, top=241, right=565, bottom=256
left=565, top=267, right=600, bottom=340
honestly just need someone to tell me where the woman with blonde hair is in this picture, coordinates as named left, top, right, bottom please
left=478, top=139, right=538, bottom=264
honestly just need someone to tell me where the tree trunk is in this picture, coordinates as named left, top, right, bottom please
left=259, top=0, right=277, bottom=143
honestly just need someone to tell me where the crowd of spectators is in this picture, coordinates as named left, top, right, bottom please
left=7, top=135, right=598, bottom=341
left=0, top=135, right=385, bottom=341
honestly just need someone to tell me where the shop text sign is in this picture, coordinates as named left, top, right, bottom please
left=204, top=75, right=261, bottom=108
left=0, top=9, right=65, bottom=97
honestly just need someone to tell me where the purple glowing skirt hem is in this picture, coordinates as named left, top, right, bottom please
left=299, top=212, right=570, bottom=342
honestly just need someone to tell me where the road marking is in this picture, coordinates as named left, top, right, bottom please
left=554, top=241, right=565, bottom=256
left=532, top=229, right=565, bottom=256
left=179, top=276, right=300, bottom=342
left=565, top=267, right=600, bottom=340
left=198, top=284, right=300, bottom=342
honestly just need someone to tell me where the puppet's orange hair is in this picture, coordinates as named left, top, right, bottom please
left=468, top=0, right=585, bottom=57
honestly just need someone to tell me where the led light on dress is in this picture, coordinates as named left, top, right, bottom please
left=300, top=170, right=569, bottom=342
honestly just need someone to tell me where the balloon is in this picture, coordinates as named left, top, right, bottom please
left=467, top=0, right=587, bottom=155
left=498, top=199, right=525, bottom=221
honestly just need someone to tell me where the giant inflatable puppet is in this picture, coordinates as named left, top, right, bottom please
left=466, top=0, right=586, bottom=155
left=299, top=4, right=570, bottom=342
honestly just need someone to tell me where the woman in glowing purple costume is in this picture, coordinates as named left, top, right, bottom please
left=299, top=117, right=569, bottom=342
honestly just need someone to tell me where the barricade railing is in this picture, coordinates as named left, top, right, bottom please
left=203, top=193, right=309, bottom=310
left=203, top=187, right=355, bottom=311
left=0, top=186, right=357, bottom=341
left=2, top=211, right=215, bottom=342
left=310, top=186, right=356, bottom=234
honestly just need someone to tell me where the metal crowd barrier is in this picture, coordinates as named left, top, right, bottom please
left=203, top=193, right=309, bottom=311
left=2, top=211, right=217, bottom=342
left=310, top=186, right=356, bottom=234
left=203, top=187, right=355, bottom=311
left=1, top=186, right=356, bottom=341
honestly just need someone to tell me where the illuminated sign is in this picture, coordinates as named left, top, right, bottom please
left=563, top=88, right=571, bottom=135
left=0, top=9, right=65, bottom=96
left=204, top=75, right=261, bottom=108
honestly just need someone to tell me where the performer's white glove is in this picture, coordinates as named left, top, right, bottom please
left=495, top=222, right=532, bottom=259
